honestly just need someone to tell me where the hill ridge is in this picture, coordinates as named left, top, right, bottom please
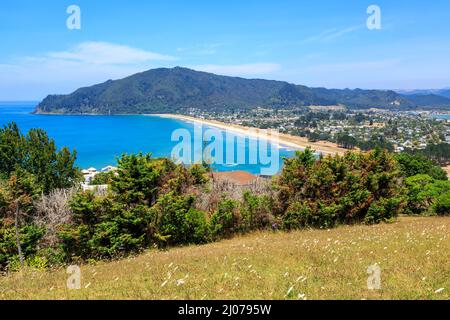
left=34, top=67, right=450, bottom=114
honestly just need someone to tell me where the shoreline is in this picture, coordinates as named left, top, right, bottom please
left=153, top=114, right=348, bottom=155
left=30, top=110, right=348, bottom=155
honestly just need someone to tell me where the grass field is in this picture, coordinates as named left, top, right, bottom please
left=0, top=216, right=449, bottom=300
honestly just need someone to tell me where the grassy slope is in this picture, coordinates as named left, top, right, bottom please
left=1, top=216, right=449, bottom=300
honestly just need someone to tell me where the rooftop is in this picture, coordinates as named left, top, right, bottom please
left=212, top=171, right=259, bottom=186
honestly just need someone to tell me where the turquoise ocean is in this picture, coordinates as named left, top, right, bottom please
left=0, top=102, right=296, bottom=174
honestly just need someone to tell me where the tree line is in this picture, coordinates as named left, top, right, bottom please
left=1, top=122, right=449, bottom=271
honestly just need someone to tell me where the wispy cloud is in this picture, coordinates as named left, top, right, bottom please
left=0, top=41, right=281, bottom=99
left=192, top=63, right=281, bottom=76
left=46, top=41, right=177, bottom=64
left=301, top=25, right=362, bottom=43
left=0, top=41, right=177, bottom=99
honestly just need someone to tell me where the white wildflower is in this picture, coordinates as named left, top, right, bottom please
left=176, top=279, right=185, bottom=286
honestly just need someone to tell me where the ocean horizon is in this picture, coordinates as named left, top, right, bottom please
left=0, top=102, right=296, bottom=174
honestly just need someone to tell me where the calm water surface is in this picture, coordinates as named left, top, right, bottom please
left=0, top=102, right=296, bottom=174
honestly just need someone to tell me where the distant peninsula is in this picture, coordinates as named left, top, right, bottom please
left=33, top=67, right=450, bottom=114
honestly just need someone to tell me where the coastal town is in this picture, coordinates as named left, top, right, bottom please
left=178, top=107, right=450, bottom=157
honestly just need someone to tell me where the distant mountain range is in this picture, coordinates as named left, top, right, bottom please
left=34, top=67, right=450, bottom=114
left=398, top=88, right=450, bottom=99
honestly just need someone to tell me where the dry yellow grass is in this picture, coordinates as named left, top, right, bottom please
left=0, top=216, right=449, bottom=300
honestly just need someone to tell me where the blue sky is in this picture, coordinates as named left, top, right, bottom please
left=1, top=0, right=450, bottom=100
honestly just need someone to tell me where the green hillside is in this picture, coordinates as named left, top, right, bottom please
left=34, top=67, right=428, bottom=114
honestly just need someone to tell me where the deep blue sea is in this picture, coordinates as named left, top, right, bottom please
left=0, top=102, right=296, bottom=175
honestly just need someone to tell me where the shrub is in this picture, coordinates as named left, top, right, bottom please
left=210, top=199, right=240, bottom=238
left=111, top=154, right=176, bottom=206
left=282, top=202, right=312, bottom=230
left=240, top=192, right=273, bottom=232
left=395, top=153, right=447, bottom=180
left=434, top=192, right=450, bottom=216
left=57, top=154, right=212, bottom=261
left=154, top=193, right=209, bottom=246
left=60, top=193, right=154, bottom=260
left=276, top=148, right=403, bottom=229
left=365, top=197, right=403, bottom=224
left=0, top=222, right=45, bottom=269
left=33, top=188, right=76, bottom=246
left=405, top=174, right=450, bottom=215
left=90, top=172, right=114, bottom=185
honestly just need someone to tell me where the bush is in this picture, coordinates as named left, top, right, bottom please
left=0, top=222, right=45, bottom=269
left=282, top=202, right=312, bottom=230
left=210, top=199, right=240, bottom=238
left=276, top=148, right=403, bottom=229
left=395, top=153, right=447, bottom=180
left=365, top=197, right=403, bottom=224
left=240, top=192, right=273, bottom=232
left=90, top=172, right=114, bottom=185
left=405, top=174, right=450, bottom=216
left=60, top=193, right=154, bottom=260
left=153, top=193, right=209, bottom=246
left=57, top=154, right=212, bottom=261
left=434, top=193, right=450, bottom=215
left=6, top=121, right=450, bottom=268
left=111, top=154, right=176, bottom=205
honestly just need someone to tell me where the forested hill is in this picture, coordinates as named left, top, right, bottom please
left=34, top=67, right=450, bottom=114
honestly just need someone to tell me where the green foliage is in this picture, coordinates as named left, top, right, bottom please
left=419, top=143, right=450, bottom=166
left=36, top=67, right=419, bottom=115
left=0, top=221, right=45, bottom=269
left=395, top=153, right=447, bottom=180
left=189, top=164, right=210, bottom=185
left=336, top=134, right=358, bottom=149
left=282, top=202, right=312, bottom=230
left=276, top=148, right=403, bottom=228
left=434, top=192, right=450, bottom=215
left=154, top=193, right=209, bottom=246
left=4, top=123, right=450, bottom=270
left=60, top=193, right=154, bottom=260
left=90, top=172, right=114, bottom=185
left=210, top=199, right=240, bottom=238
left=58, top=153, right=211, bottom=260
left=111, top=154, right=175, bottom=205
left=357, top=136, right=394, bottom=152
left=405, top=174, right=450, bottom=216
left=239, top=192, right=273, bottom=232
left=0, top=122, right=80, bottom=193
left=0, top=121, right=80, bottom=271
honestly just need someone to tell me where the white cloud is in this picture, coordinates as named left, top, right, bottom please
left=302, top=26, right=362, bottom=44
left=0, top=42, right=281, bottom=100
left=0, top=42, right=177, bottom=99
left=192, top=63, right=281, bottom=77
left=47, top=41, right=177, bottom=64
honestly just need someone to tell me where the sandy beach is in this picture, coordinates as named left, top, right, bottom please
left=154, top=114, right=348, bottom=155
